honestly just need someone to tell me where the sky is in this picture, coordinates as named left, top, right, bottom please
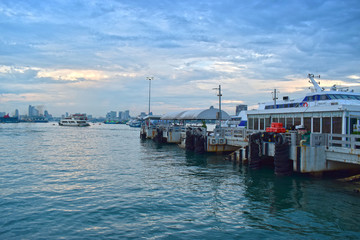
left=0, top=0, right=359, bottom=117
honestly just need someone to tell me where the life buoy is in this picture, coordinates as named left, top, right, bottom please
left=302, top=102, right=309, bottom=107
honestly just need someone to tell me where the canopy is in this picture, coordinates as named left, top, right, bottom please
left=161, top=106, right=230, bottom=120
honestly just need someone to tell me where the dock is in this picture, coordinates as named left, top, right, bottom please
left=140, top=73, right=360, bottom=175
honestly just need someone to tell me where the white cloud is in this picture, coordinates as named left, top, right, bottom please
left=37, top=69, right=109, bottom=81
left=347, top=75, right=360, bottom=80
left=0, top=0, right=359, bottom=116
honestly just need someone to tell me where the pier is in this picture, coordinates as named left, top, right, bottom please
left=141, top=123, right=360, bottom=174
left=141, top=74, right=360, bottom=175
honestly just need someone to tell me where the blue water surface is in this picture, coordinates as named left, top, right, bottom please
left=0, top=123, right=359, bottom=239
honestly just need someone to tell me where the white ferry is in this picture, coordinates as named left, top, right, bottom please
left=246, top=74, right=360, bottom=135
left=59, top=114, right=90, bottom=127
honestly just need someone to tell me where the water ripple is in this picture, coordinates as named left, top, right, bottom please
left=0, top=123, right=359, bottom=239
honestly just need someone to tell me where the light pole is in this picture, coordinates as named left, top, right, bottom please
left=213, top=85, right=222, bottom=133
left=146, top=77, right=153, bottom=115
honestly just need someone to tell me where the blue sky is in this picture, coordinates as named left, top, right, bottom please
left=0, top=0, right=359, bottom=117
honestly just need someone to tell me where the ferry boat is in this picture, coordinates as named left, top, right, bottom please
left=0, top=114, right=19, bottom=123
left=128, top=119, right=142, bottom=128
left=59, top=114, right=90, bottom=127
left=246, top=74, right=360, bottom=135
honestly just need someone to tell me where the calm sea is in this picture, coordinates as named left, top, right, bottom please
left=0, top=123, right=359, bottom=239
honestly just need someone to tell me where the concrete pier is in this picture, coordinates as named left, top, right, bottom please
left=141, top=123, right=360, bottom=174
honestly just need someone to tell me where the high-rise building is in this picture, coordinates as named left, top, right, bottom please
left=106, top=111, right=117, bottom=120
left=123, top=110, right=130, bottom=120
left=118, top=111, right=123, bottom=120
left=28, top=105, right=39, bottom=117
left=15, top=109, right=19, bottom=118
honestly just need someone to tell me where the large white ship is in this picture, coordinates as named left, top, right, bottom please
left=59, top=114, right=90, bottom=127
left=246, top=74, right=360, bottom=135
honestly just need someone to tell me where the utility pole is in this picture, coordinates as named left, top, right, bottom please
left=272, top=89, right=278, bottom=108
left=213, top=85, right=222, bottom=133
left=146, top=77, right=153, bottom=115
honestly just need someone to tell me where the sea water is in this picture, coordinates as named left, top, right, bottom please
left=0, top=123, right=359, bottom=239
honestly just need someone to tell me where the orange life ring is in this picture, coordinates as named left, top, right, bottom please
left=303, top=102, right=309, bottom=107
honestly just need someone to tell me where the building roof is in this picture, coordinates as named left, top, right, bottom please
left=161, top=106, right=230, bottom=120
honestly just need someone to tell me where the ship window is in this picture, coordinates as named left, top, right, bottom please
left=294, top=118, right=301, bottom=127
left=334, top=94, right=343, bottom=99
left=248, top=117, right=254, bottom=129
left=313, top=118, right=320, bottom=133
left=320, top=95, right=329, bottom=100
left=328, top=94, right=336, bottom=100
left=265, top=118, right=271, bottom=128
left=308, top=96, right=315, bottom=101
left=260, top=118, right=264, bottom=130
left=279, top=118, right=285, bottom=127
left=322, top=117, right=331, bottom=133
left=332, top=117, right=342, bottom=134
left=286, top=118, right=293, bottom=129
left=349, top=95, right=360, bottom=100
left=303, top=97, right=308, bottom=101
left=254, top=118, right=259, bottom=130
left=304, top=117, right=311, bottom=132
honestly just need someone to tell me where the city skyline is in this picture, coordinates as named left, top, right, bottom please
left=0, top=0, right=359, bottom=116
left=1, top=104, right=135, bottom=119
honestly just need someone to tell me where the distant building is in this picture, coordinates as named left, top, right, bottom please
left=106, top=111, right=117, bottom=120
left=28, top=105, right=39, bottom=117
left=15, top=109, right=19, bottom=118
left=44, top=110, right=53, bottom=120
left=0, top=112, right=5, bottom=117
left=118, top=111, right=123, bottom=120
left=139, top=112, right=147, bottom=118
left=123, top=110, right=130, bottom=120
left=235, top=104, right=247, bottom=115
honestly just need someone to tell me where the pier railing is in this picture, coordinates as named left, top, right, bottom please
left=327, top=134, right=360, bottom=149
left=217, top=127, right=360, bottom=150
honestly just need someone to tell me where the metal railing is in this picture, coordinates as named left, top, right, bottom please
left=328, top=134, right=360, bottom=149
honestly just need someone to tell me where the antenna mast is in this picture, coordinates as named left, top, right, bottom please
left=272, top=89, right=278, bottom=108
left=308, top=74, right=322, bottom=92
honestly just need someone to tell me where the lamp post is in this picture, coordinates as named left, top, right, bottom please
left=213, top=85, right=222, bottom=133
left=146, top=77, right=153, bottom=115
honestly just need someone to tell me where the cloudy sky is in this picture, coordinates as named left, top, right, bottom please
left=0, top=0, right=359, bottom=117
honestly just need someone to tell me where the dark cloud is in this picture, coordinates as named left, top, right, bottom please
left=0, top=0, right=359, bottom=116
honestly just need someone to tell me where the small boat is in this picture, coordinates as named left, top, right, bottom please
left=128, top=119, right=142, bottom=128
left=59, top=114, right=90, bottom=127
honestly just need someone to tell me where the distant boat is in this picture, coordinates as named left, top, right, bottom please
left=128, top=119, right=142, bottom=128
left=20, top=116, right=49, bottom=123
left=104, top=120, right=120, bottom=124
left=0, top=114, right=19, bottom=123
left=59, top=114, right=90, bottom=127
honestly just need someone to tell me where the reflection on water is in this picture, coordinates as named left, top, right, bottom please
left=0, top=123, right=359, bottom=239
